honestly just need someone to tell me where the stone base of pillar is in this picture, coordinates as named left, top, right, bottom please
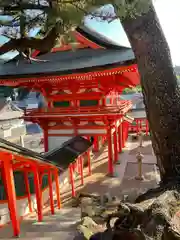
left=115, top=160, right=121, bottom=165
left=135, top=176, right=144, bottom=181
left=106, top=172, right=117, bottom=178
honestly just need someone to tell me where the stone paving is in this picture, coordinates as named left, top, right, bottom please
left=0, top=138, right=159, bottom=239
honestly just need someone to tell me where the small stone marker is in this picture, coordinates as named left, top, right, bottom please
left=135, top=152, right=144, bottom=181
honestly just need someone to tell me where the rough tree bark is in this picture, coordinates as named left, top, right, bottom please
left=79, top=2, right=180, bottom=240
left=122, top=2, right=180, bottom=183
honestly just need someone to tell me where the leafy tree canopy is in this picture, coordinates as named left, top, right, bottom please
left=0, top=0, right=151, bottom=56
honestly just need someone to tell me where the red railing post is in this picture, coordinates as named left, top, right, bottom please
left=87, top=150, right=91, bottom=176
left=1, top=154, right=20, bottom=237
left=24, top=171, right=33, bottom=213
left=48, top=170, right=55, bottom=214
left=118, top=124, right=122, bottom=153
left=54, top=170, right=61, bottom=209
left=107, top=128, right=113, bottom=176
left=79, top=156, right=84, bottom=185
left=69, top=164, right=75, bottom=197
left=33, top=166, right=43, bottom=222
left=93, top=136, right=99, bottom=152
left=113, top=130, right=118, bottom=163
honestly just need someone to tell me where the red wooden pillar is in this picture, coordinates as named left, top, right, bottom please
left=43, top=128, right=48, bottom=152
left=102, top=97, right=106, bottom=106
left=33, top=167, right=43, bottom=222
left=1, top=155, right=20, bottom=237
left=107, top=128, right=113, bottom=176
left=24, top=171, right=33, bottom=213
left=118, top=124, right=122, bottom=153
left=39, top=172, right=43, bottom=197
left=122, top=122, right=125, bottom=148
left=79, top=156, right=84, bottom=185
left=54, top=170, right=61, bottom=209
left=93, top=136, right=99, bottom=152
left=48, top=171, right=55, bottom=214
left=113, top=130, right=118, bottom=163
left=87, top=150, right=91, bottom=176
left=125, top=122, right=129, bottom=141
left=69, top=164, right=75, bottom=197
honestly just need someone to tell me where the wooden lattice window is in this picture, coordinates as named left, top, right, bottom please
left=53, top=101, right=70, bottom=107
left=80, top=100, right=98, bottom=107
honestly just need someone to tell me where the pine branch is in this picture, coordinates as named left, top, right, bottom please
left=0, top=23, right=59, bottom=55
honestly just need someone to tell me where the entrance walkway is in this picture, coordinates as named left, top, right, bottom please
left=0, top=139, right=159, bottom=239
left=0, top=208, right=81, bottom=240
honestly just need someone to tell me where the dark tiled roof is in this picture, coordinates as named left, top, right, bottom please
left=77, top=26, right=129, bottom=49
left=0, top=48, right=135, bottom=79
left=0, top=136, right=93, bottom=172
left=0, top=137, right=49, bottom=164
left=44, top=136, right=93, bottom=170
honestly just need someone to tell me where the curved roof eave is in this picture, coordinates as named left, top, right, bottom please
left=77, top=25, right=131, bottom=50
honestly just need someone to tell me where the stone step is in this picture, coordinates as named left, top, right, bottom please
left=0, top=208, right=81, bottom=239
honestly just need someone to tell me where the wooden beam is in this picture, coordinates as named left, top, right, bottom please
left=1, top=154, right=20, bottom=237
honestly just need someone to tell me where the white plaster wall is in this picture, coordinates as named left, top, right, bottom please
left=48, top=136, right=71, bottom=151
left=0, top=187, right=50, bottom=225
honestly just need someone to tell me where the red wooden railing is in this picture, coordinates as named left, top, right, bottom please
left=69, top=149, right=92, bottom=197
left=129, top=119, right=149, bottom=135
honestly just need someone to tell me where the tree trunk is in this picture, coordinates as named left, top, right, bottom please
left=121, top=1, right=180, bottom=183
left=78, top=2, right=180, bottom=240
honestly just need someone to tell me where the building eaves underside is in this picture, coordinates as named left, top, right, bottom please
left=77, top=26, right=129, bottom=50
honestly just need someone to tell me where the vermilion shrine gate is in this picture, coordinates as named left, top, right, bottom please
left=0, top=26, right=141, bottom=176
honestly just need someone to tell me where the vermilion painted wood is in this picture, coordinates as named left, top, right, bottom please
left=113, top=130, right=118, bottom=163
left=87, top=150, right=91, bottom=176
left=118, top=124, right=122, bottom=153
left=24, top=172, right=33, bottom=213
left=122, top=122, right=126, bottom=148
left=107, top=127, right=113, bottom=175
left=93, top=136, right=99, bottom=152
left=31, top=29, right=101, bottom=58
left=0, top=64, right=139, bottom=88
left=48, top=171, right=55, bottom=215
left=74, top=31, right=102, bottom=49
left=1, top=154, right=20, bottom=237
left=69, top=164, right=75, bottom=198
left=54, top=170, right=61, bottom=209
left=33, top=167, right=43, bottom=222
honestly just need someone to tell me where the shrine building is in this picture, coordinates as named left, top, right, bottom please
left=0, top=25, right=152, bottom=238
left=0, top=25, right=141, bottom=176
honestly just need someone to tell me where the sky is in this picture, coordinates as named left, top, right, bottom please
left=0, top=0, right=180, bottom=65
left=85, top=0, right=180, bottom=66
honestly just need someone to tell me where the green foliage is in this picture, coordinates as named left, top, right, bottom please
left=123, top=85, right=142, bottom=94
left=0, top=0, right=151, bottom=42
